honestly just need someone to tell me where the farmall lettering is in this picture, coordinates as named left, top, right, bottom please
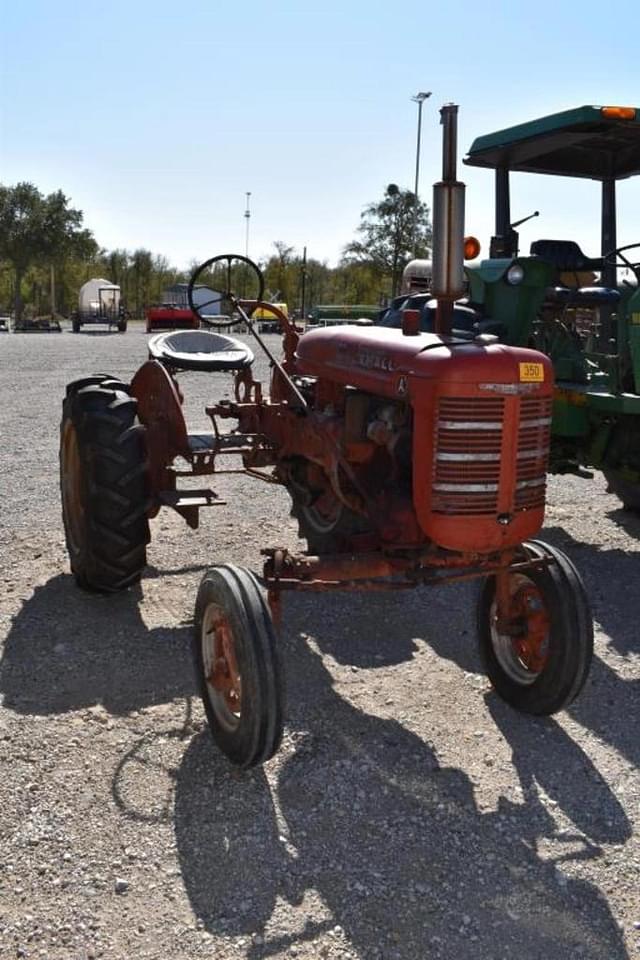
left=336, top=342, right=396, bottom=373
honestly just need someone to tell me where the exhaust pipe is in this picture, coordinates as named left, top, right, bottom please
left=431, top=103, right=465, bottom=336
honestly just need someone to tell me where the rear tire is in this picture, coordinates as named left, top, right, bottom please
left=290, top=496, right=370, bottom=554
left=194, top=565, right=285, bottom=768
left=65, top=375, right=127, bottom=398
left=477, top=540, right=593, bottom=715
left=60, top=380, right=150, bottom=592
left=287, top=462, right=371, bottom=553
left=603, top=468, right=640, bottom=512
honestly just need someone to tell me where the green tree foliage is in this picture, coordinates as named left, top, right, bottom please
left=342, top=183, right=432, bottom=297
left=0, top=180, right=433, bottom=321
left=261, top=242, right=295, bottom=303
left=0, top=182, right=97, bottom=319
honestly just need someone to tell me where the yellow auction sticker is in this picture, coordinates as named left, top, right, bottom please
left=519, top=362, right=544, bottom=382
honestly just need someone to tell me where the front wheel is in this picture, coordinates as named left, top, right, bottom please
left=193, top=565, right=285, bottom=768
left=477, top=540, right=593, bottom=715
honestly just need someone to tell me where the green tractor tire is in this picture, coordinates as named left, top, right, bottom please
left=603, top=469, right=640, bottom=512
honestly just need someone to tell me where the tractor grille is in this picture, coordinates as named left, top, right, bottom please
left=432, top=395, right=552, bottom=516
left=433, top=397, right=504, bottom=515
left=515, top=396, right=552, bottom=510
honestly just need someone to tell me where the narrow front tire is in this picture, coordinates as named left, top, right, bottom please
left=477, top=540, right=593, bottom=715
left=194, top=565, right=285, bottom=768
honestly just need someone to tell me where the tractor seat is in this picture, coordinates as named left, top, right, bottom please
left=530, top=239, right=603, bottom=273
left=148, top=330, right=254, bottom=372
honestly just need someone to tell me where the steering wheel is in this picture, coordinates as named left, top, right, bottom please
left=187, top=253, right=265, bottom=328
left=603, top=243, right=640, bottom=283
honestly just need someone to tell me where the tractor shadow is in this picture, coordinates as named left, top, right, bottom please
left=294, top=582, right=475, bottom=671
left=313, top=524, right=640, bottom=778
left=0, top=573, right=194, bottom=716
left=173, top=622, right=630, bottom=960
left=272, top=556, right=633, bottom=839
left=527, top=525, right=640, bottom=771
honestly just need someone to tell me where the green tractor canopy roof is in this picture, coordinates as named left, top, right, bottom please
left=464, top=105, right=640, bottom=180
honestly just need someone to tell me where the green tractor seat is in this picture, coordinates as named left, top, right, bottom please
left=148, top=330, right=254, bottom=372
left=530, top=239, right=603, bottom=273
left=531, top=240, right=621, bottom=307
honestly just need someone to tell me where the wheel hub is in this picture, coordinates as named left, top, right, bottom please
left=202, top=605, right=242, bottom=729
left=509, top=584, right=549, bottom=673
left=491, top=574, right=550, bottom=684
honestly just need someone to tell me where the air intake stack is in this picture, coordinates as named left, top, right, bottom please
left=431, top=103, right=465, bottom=335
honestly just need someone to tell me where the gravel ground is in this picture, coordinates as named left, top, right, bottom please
left=0, top=324, right=639, bottom=960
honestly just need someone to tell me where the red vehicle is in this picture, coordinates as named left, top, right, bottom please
left=145, top=303, right=200, bottom=333
left=59, top=105, right=593, bottom=770
left=144, top=282, right=226, bottom=331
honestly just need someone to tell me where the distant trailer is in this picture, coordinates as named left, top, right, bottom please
left=13, top=315, right=62, bottom=333
left=72, top=279, right=126, bottom=333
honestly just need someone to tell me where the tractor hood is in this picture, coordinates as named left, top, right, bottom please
left=295, top=326, right=551, bottom=400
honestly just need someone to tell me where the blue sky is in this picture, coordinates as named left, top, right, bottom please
left=2, top=0, right=639, bottom=270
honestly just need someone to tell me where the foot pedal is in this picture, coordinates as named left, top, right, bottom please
left=159, top=488, right=226, bottom=529
left=188, top=434, right=216, bottom=453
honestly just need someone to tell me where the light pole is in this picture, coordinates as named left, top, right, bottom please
left=411, top=91, right=432, bottom=257
left=244, top=191, right=251, bottom=258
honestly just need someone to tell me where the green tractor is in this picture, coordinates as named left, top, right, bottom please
left=464, top=104, right=640, bottom=510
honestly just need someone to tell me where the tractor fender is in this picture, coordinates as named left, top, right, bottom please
left=130, top=360, right=191, bottom=505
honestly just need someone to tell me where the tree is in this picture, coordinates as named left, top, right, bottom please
left=342, top=184, right=432, bottom=297
left=0, top=182, right=96, bottom=320
left=130, top=249, right=154, bottom=316
left=262, top=241, right=295, bottom=303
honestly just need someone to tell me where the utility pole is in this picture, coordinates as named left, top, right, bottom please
left=50, top=264, right=56, bottom=318
left=411, top=91, right=432, bottom=257
left=244, top=192, right=251, bottom=258
left=300, top=246, right=307, bottom=319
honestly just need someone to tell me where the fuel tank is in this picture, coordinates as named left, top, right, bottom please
left=296, top=326, right=554, bottom=553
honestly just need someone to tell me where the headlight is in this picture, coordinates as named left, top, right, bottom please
left=506, top=264, right=525, bottom=285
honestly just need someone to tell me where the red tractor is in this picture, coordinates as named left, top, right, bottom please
left=59, top=106, right=593, bottom=769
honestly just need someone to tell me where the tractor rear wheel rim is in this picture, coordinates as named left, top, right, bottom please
left=201, top=603, right=242, bottom=731
left=61, top=420, right=84, bottom=553
left=303, top=489, right=342, bottom=533
left=490, top=575, right=550, bottom=685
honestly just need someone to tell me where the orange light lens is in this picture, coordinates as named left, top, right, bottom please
left=601, top=106, right=636, bottom=120
left=464, top=235, right=481, bottom=260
